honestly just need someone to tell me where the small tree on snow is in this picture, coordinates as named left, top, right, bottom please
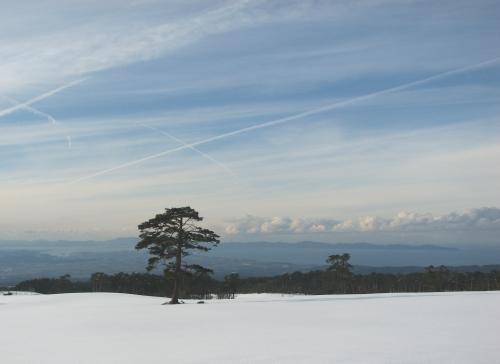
left=136, top=206, right=220, bottom=304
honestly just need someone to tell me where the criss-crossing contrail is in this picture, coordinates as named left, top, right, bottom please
left=68, top=57, right=500, bottom=184
left=1, top=94, right=72, bottom=148
left=1, top=94, right=56, bottom=124
left=0, top=79, right=85, bottom=148
left=140, top=124, right=237, bottom=177
left=0, top=78, right=86, bottom=119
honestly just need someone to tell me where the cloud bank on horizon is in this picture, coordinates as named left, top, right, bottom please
left=0, top=0, right=499, bottom=243
left=225, top=207, right=500, bottom=234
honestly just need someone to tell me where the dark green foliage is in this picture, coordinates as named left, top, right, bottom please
left=326, top=253, right=353, bottom=293
left=15, top=275, right=91, bottom=294
left=90, top=271, right=220, bottom=297
left=326, top=253, right=353, bottom=275
left=229, top=266, right=500, bottom=295
left=136, top=207, right=220, bottom=304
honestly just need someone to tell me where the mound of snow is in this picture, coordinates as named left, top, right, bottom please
left=1, top=292, right=499, bottom=363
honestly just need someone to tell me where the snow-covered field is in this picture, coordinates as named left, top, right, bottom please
left=1, top=291, right=499, bottom=364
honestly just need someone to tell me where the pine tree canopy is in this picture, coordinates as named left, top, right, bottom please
left=136, top=206, right=220, bottom=300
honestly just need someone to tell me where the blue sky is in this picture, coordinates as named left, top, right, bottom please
left=0, top=0, right=499, bottom=243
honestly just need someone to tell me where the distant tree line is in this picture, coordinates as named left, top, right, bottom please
left=12, top=255, right=500, bottom=297
left=14, top=274, right=91, bottom=294
left=232, top=264, right=500, bottom=295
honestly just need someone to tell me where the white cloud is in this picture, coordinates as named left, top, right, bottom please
left=225, top=215, right=341, bottom=235
left=225, top=207, right=500, bottom=235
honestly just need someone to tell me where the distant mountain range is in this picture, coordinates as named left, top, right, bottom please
left=226, top=241, right=458, bottom=250
left=0, top=238, right=458, bottom=253
left=1, top=239, right=499, bottom=285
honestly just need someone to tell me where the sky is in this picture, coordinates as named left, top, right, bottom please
left=0, top=0, right=499, bottom=244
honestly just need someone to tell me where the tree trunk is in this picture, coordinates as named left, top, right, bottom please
left=169, top=245, right=182, bottom=304
left=170, top=219, right=184, bottom=304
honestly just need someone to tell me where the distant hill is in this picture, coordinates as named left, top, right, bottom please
left=0, top=238, right=458, bottom=254
left=227, top=241, right=457, bottom=250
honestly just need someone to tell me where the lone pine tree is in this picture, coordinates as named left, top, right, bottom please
left=136, top=206, right=220, bottom=304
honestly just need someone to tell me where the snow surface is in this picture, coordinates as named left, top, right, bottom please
left=1, top=291, right=499, bottom=364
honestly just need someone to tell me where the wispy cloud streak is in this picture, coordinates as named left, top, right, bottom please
left=68, top=57, right=500, bottom=184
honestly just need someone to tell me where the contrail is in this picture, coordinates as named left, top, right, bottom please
left=68, top=57, right=500, bottom=184
left=0, top=78, right=86, bottom=119
left=0, top=79, right=85, bottom=149
left=140, top=124, right=237, bottom=177
left=1, top=94, right=72, bottom=149
left=1, top=94, right=56, bottom=124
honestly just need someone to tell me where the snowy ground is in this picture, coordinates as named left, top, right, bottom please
left=1, top=291, right=499, bottom=364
